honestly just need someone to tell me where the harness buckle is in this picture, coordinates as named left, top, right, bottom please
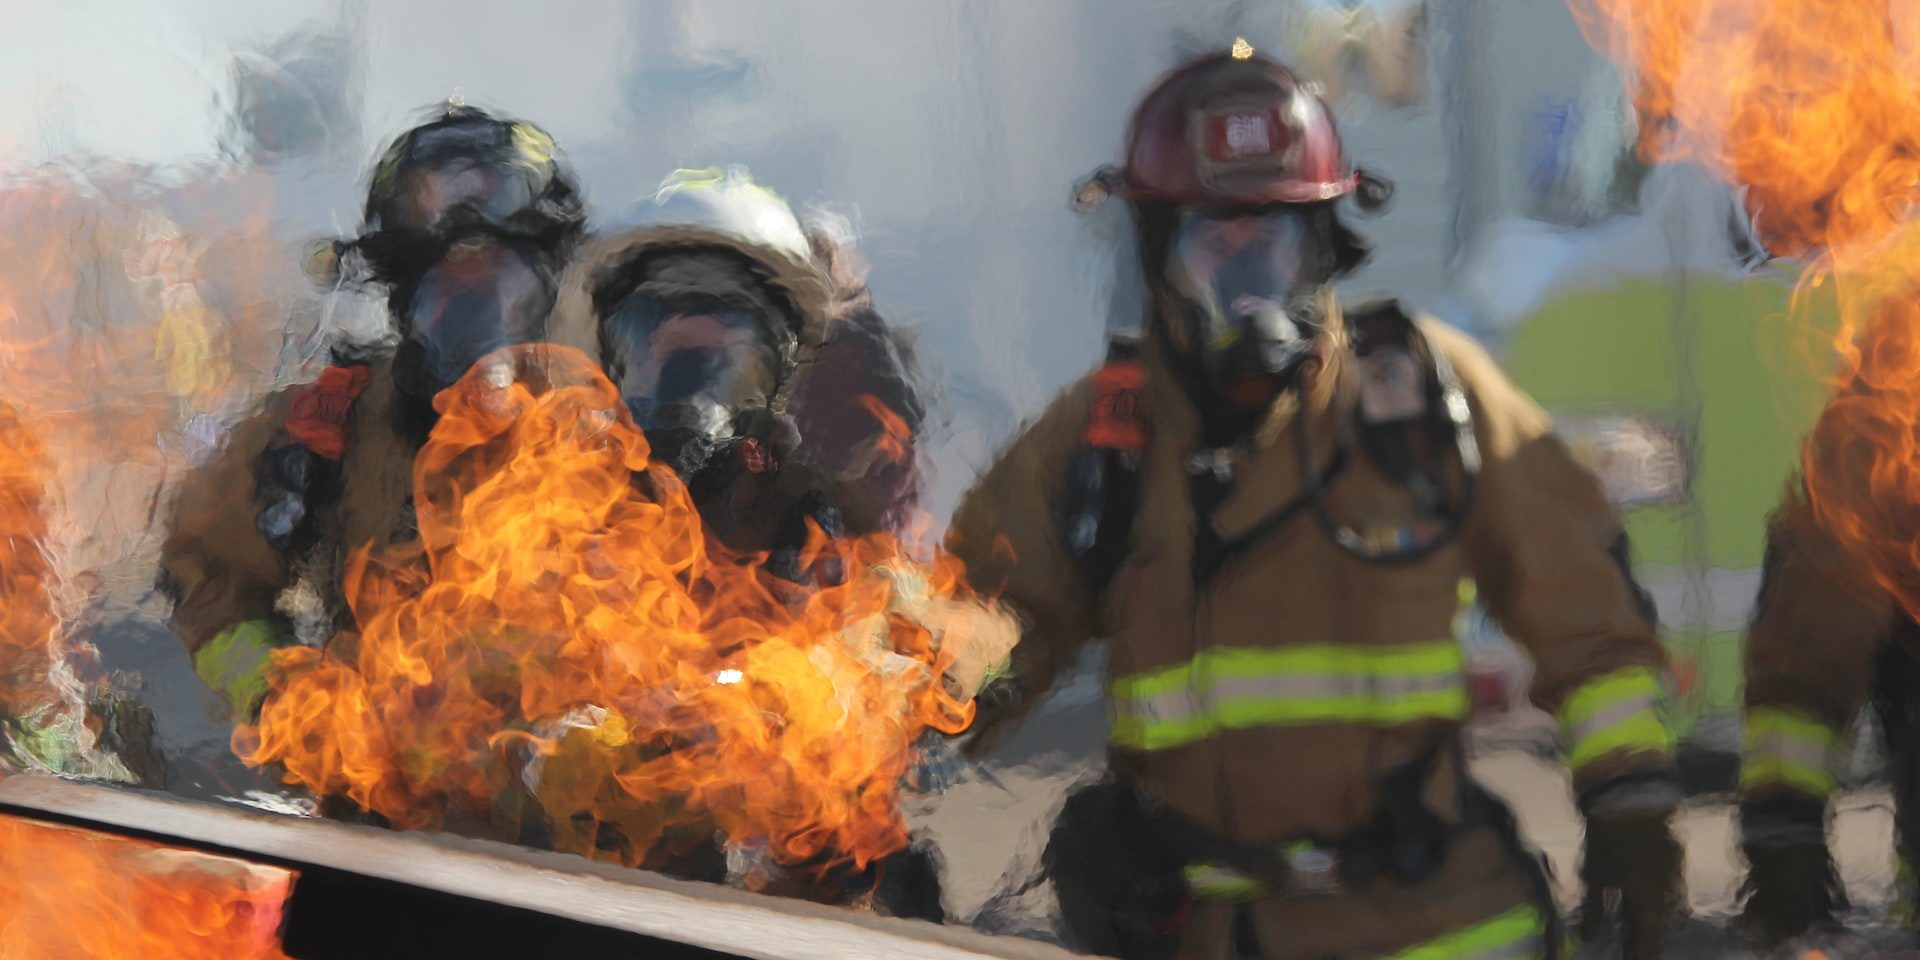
left=1283, top=844, right=1342, bottom=896
left=1185, top=447, right=1235, bottom=484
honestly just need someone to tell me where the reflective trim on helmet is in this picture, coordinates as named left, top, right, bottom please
left=1383, top=905, right=1547, bottom=960
left=1114, top=171, right=1361, bottom=205
left=1738, top=706, right=1840, bottom=799
left=1109, top=641, right=1467, bottom=752
left=636, top=166, right=813, bottom=264
left=510, top=122, right=557, bottom=168
left=1557, top=667, right=1675, bottom=775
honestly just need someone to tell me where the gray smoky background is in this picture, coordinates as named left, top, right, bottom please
left=0, top=1, right=1895, bottom=956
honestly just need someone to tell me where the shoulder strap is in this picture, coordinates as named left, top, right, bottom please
left=1059, top=335, right=1150, bottom=608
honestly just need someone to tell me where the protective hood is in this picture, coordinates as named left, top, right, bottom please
left=547, top=225, right=836, bottom=477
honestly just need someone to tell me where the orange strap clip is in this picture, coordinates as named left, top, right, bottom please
left=284, top=364, right=373, bottom=461
left=1084, top=359, right=1149, bottom=453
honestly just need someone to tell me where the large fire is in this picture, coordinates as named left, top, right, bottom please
left=0, top=404, right=66, bottom=724
left=0, top=814, right=294, bottom=959
left=236, top=345, right=1013, bottom=877
left=1570, top=0, right=1920, bottom=615
left=0, top=170, right=285, bottom=778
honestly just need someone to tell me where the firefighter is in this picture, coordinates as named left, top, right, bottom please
left=159, top=103, right=585, bottom=718
left=538, top=166, right=949, bottom=915
left=1736, top=415, right=1920, bottom=945
left=546, top=166, right=928, bottom=577
left=942, top=44, right=1683, bottom=960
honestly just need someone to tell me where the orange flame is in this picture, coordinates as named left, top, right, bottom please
left=237, top=345, right=1010, bottom=875
left=0, top=169, right=287, bottom=776
left=0, top=814, right=294, bottom=959
left=857, top=394, right=914, bottom=466
left=0, top=403, right=63, bottom=718
left=1571, top=0, right=1920, bottom=617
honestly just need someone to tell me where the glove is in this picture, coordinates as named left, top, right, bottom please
left=193, top=620, right=291, bottom=719
left=1578, top=775, right=1685, bottom=960
left=1738, top=795, right=1845, bottom=946
left=856, top=561, right=1019, bottom=706
left=254, top=442, right=328, bottom=552
left=87, top=688, right=167, bottom=789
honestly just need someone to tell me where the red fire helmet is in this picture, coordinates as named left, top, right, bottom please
left=1116, top=42, right=1359, bottom=207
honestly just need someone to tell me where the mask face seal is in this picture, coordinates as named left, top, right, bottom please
left=1165, top=207, right=1326, bottom=400
left=602, top=292, right=786, bottom=478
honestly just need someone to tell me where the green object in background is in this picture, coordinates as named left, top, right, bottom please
left=1499, top=274, right=1842, bottom=727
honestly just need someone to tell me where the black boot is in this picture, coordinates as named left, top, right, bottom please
left=1738, top=795, right=1845, bottom=946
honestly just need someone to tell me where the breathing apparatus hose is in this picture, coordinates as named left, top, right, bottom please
left=1295, top=335, right=1481, bottom=566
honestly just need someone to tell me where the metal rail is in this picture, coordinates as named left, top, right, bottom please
left=0, top=775, right=1085, bottom=960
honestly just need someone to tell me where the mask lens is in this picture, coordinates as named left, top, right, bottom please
left=603, top=299, right=779, bottom=434
left=404, top=243, right=553, bottom=391
left=1169, top=209, right=1310, bottom=336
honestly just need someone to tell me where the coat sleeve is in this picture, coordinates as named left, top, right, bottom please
left=943, top=379, right=1102, bottom=755
left=1429, top=322, right=1676, bottom=794
left=157, top=396, right=293, bottom=661
left=1740, top=481, right=1891, bottom=804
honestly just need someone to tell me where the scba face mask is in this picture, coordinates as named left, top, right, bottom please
left=1165, top=207, right=1330, bottom=398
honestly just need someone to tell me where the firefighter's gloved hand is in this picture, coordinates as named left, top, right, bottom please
left=857, top=561, right=1019, bottom=705
left=1579, top=775, right=1684, bottom=960
left=901, top=729, right=969, bottom=796
left=255, top=443, right=323, bottom=552
left=1738, top=795, right=1845, bottom=946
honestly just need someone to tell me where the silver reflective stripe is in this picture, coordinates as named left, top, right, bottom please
left=1209, top=670, right=1462, bottom=704
left=1746, top=727, right=1833, bottom=771
left=1123, top=671, right=1462, bottom=727
left=1566, top=693, right=1659, bottom=746
left=1128, top=687, right=1202, bottom=727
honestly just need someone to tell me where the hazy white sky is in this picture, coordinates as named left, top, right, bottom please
left=0, top=0, right=1616, bottom=514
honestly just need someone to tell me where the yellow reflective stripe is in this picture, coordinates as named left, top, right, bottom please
left=1558, top=667, right=1662, bottom=730
left=1110, top=658, right=1195, bottom=701
left=1568, top=712, right=1673, bottom=773
left=663, top=166, right=726, bottom=191
left=1112, top=712, right=1216, bottom=752
left=1183, top=863, right=1264, bottom=900
left=1557, top=667, right=1674, bottom=773
left=1182, top=841, right=1326, bottom=901
left=1744, top=706, right=1839, bottom=752
left=1383, top=905, right=1546, bottom=960
left=1739, top=707, right=1839, bottom=798
left=657, top=166, right=789, bottom=207
left=1109, top=641, right=1467, bottom=751
left=1112, top=641, right=1465, bottom=698
left=1737, top=758, right=1835, bottom=797
left=510, top=123, right=556, bottom=167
